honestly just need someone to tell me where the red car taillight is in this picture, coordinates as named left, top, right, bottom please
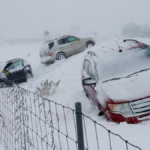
left=48, top=52, right=53, bottom=56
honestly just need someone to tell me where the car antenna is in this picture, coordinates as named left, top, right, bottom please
left=116, top=41, right=122, bottom=52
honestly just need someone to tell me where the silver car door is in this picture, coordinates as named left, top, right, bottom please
left=66, top=36, right=84, bottom=54
left=77, top=38, right=86, bottom=52
left=58, top=38, right=73, bottom=56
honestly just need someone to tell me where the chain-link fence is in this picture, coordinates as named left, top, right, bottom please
left=0, top=85, right=142, bottom=150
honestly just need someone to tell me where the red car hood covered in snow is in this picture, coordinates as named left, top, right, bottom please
left=101, top=71, right=150, bottom=102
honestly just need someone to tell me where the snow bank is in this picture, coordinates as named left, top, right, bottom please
left=0, top=38, right=149, bottom=149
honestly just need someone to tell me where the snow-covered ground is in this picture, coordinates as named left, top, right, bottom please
left=0, top=145, right=4, bottom=150
left=0, top=38, right=150, bottom=150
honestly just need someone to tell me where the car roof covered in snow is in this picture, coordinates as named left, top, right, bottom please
left=43, top=35, right=75, bottom=44
left=132, top=38, right=150, bottom=46
left=86, top=39, right=150, bottom=59
left=6, top=58, right=22, bottom=64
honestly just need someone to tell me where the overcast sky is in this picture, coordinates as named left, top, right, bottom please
left=0, top=0, right=150, bottom=39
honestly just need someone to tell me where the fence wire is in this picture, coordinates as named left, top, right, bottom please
left=82, top=113, right=142, bottom=150
left=0, top=84, right=142, bottom=150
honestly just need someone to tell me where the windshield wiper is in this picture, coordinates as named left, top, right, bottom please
left=102, top=68, right=150, bottom=83
left=102, top=77, right=123, bottom=83
left=126, top=68, right=150, bottom=78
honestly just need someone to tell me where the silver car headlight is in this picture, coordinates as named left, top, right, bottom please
left=108, top=103, right=133, bottom=117
left=0, top=72, right=7, bottom=79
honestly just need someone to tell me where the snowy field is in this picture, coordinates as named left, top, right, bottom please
left=0, top=38, right=150, bottom=150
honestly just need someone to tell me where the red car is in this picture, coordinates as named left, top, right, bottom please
left=82, top=39, right=150, bottom=123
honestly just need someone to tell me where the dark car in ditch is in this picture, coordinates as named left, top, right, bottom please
left=0, top=58, right=33, bottom=88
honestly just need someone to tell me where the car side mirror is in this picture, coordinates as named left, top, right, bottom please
left=83, top=78, right=96, bottom=86
left=81, top=70, right=91, bottom=80
left=81, top=70, right=96, bottom=86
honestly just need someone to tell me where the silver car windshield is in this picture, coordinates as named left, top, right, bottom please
left=97, top=47, right=150, bottom=82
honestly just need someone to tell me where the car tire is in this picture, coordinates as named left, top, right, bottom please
left=56, top=53, right=66, bottom=60
left=86, top=41, right=94, bottom=48
left=98, top=110, right=104, bottom=116
left=98, top=105, right=104, bottom=116
left=25, top=72, right=33, bottom=81
left=0, top=82, right=8, bottom=88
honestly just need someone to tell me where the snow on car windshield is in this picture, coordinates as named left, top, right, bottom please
left=97, top=47, right=150, bottom=82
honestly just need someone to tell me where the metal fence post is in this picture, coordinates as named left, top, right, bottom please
left=75, top=102, right=84, bottom=150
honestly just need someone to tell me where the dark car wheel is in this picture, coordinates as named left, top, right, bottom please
left=0, top=82, right=8, bottom=88
left=56, top=53, right=66, bottom=60
left=25, top=72, right=33, bottom=81
left=97, top=104, right=104, bottom=116
left=98, top=111, right=104, bottom=116
left=85, top=90, right=104, bottom=116
left=86, top=41, right=94, bottom=48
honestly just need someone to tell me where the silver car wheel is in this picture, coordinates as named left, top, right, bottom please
left=58, top=54, right=66, bottom=60
left=87, top=44, right=94, bottom=48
